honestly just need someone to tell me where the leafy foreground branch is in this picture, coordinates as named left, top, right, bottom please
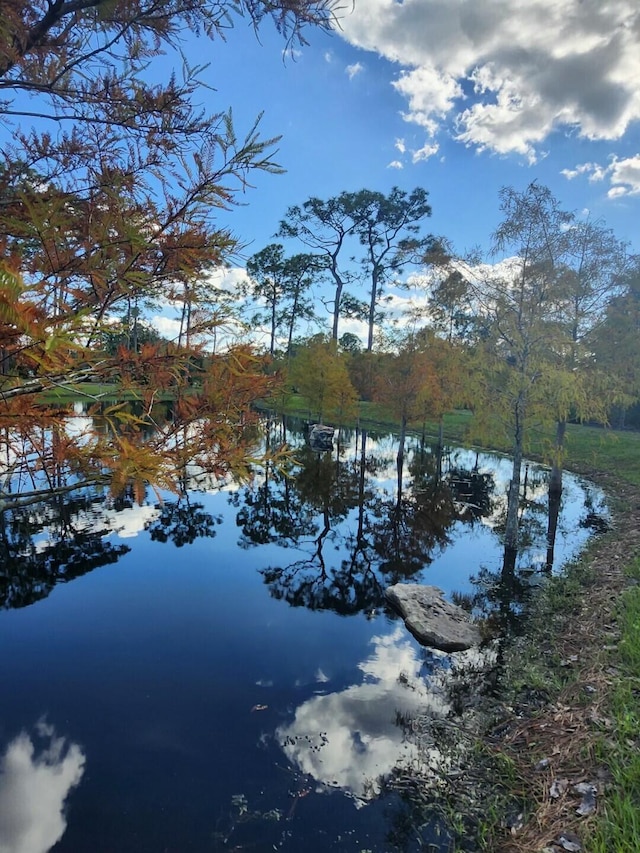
left=383, top=471, right=640, bottom=853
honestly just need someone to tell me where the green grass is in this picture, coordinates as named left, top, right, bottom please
left=268, top=392, right=640, bottom=486
left=589, top=558, right=640, bottom=852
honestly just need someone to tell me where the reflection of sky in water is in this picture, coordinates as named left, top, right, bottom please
left=277, top=627, right=447, bottom=800
left=276, top=628, right=496, bottom=802
left=0, top=723, right=84, bottom=853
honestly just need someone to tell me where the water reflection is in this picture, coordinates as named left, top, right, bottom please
left=146, top=496, right=222, bottom=547
left=0, top=491, right=131, bottom=609
left=0, top=722, right=85, bottom=853
left=0, top=416, right=609, bottom=852
left=277, top=627, right=447, bottom=802
left=255, top=429, right=494, bottom=615
left=0, top=416, right=608, bottom=624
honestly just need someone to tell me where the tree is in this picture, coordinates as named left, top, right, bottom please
left=547, top=215, right=627, bottom=492
left=243, top=243, right=318, bottom=358
left=435, top=183, right=627, bottom=553
left=279, top=186, right=436, bottom=348
left=349, top=187, right=435, bottom=352
left=592, top=256, right=640, bottom=427
left=373, top=335, right=441, bottom=500
left=245, top=244, right=290, bottom=357
left=463, top=186, right=569, bottom=552
left=289, top=336, right=358, bottom=423
left=279, top=195, right=357, bottom=342
left=489, top=186, right=628, bottom=505
left=0, top=1, right=337, bottom=502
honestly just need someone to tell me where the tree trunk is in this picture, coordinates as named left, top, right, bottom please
left=545, top=484, right=562, bottom=573
left=396, top=414, right=407, bottom=508
left=504, top=398, right=525, bottom=550
left=549, top=418, right=566, bottom=497
left=366, top=268, right=379, bottom=353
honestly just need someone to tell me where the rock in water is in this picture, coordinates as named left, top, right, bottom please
left=307, top=424, right=334, bottom=451
left=385, top=584, right=481, bottom=652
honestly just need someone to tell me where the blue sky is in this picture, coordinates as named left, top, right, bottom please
left=6, top=2, right=639, bottom=345
left=200, top=1, right=640, bottom=264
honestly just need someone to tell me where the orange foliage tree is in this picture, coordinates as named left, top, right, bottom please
left=0, top=1, right=337, bottom=505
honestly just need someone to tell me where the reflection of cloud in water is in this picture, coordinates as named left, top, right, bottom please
left=33, top=503, right=160, bottom=553
left=0, top=721, right=85, bottom=853
left=277, top=628, right=448, bottom=800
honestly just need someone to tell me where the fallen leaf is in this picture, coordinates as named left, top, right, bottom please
left=550, top=778, right=569, bottom=799
left=573, top=782, right=597, bottom=816
left=556, top=830, right=582, bottom=851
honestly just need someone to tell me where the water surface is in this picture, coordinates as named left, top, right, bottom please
left=0, top=420, right=606, bottom=852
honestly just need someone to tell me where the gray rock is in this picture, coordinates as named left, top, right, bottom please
left=384, top=583, right=481, bottom=652
left=307, top=424, right=334, bottom=451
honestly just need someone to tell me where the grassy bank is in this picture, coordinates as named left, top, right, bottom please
left=269, top=392, right=640, bottom=486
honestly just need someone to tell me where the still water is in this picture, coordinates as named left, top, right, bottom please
left=0, top=419, right=606, bottom=852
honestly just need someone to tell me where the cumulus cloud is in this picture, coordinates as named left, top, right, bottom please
left=337, top=0, right=640, bottom=160
left=345, top=61, right=364, bottom=80
left=609, top=155, right=640, bottom=196
left=412, top=142, right=439, bottom=162
left=387, top=159, right=404, bottom=169
left=561, top=154, right=640, bottom=196
left=0, top=723, right=85, bottom=853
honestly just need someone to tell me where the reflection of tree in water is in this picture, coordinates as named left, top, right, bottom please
left=259, top=432, right=378, bottom=614
left=445, top=466, right=496, bottom=523
left=145, top=496, right=222, bottom=547
left=230, top=462, right=317, bottom=548
left=0, top=491, right=129, bottom=610
left=257, top=435, right=477, bottom=615
left=453, top=468, right=560, bottom=639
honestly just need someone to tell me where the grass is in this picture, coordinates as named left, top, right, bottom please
left=588, top=558, right=640, bottom=853
left=269, top=391, right=640, bottom=486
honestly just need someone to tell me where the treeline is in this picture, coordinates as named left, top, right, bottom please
left=247, top=183, right=638, bottom=551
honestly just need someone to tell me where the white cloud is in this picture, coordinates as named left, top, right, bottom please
left=561, top=153, right=640, bottom=197
left=412, top=142, right=439, bottom=162
left=345, top=61, right=364, bottom=80
left=387, top=159, right=404, bottom=169
left=336, top=0, right=640, bottom=160
left=0, top=723, right=85, bottom=853
left=282, top=47, right=302, bottom=61
left=561, top=162, right=601, bottom=180
left=609, top=154, right=640, bottom=196
left=394, top=138, right=406, bottom=154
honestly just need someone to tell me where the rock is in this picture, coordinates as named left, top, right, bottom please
left=307, top=424, right=334, bottom=451
left=384, top=584, right=482, bottom=652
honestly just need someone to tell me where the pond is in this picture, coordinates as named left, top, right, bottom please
left=0, top=416, right=606, bottom=852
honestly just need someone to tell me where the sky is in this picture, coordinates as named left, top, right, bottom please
left=6, top=1, right=640, bottom=344
left=200, top=0, right=640, bottom=264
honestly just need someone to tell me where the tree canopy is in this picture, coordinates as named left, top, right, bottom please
left=0, top=1, right=337, bottom=504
